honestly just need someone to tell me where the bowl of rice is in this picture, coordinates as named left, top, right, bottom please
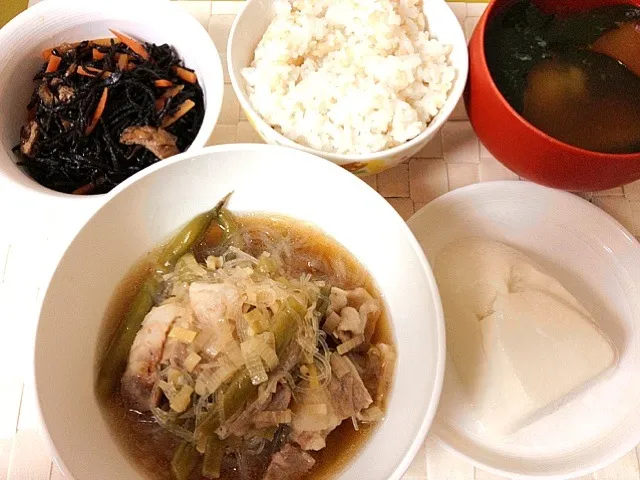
left=228, top=0, right=468, bottom=176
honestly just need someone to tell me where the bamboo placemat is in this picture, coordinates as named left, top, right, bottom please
left=1, top=2, right=639, bottom=480
left=0, top=0, right=28, bottom=27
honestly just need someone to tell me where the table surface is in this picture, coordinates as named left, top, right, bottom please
left=2, top=1, right=640, bottom=480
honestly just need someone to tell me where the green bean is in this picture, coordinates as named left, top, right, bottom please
left=254, top=426, right=277, bottom=441
left=273, top=299, right=302, bottom=355
left=157, top=193, right=232, bottom=273
left=202, top=436, right=225, bottom=479
left=196, top=298, right=301, bottom=438
left=217, top=209, right=238, bottom=237
left=215, top=208, right=245, bottom=251
left=196, top=370, right=257, bottom=438
left=96, top=193, right=232, bottom=398
left=171, top=440, right=200, bottom=480
left=316, top=284, right=332, bottom=320
left=96, top=276, right=158, bottom=398
left=222, top=370, right=256, bottom=420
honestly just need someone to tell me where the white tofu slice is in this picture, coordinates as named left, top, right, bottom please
left=435, top=238, right=617, bottom=435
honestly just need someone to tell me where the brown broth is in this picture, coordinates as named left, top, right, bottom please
left=522, top=52, right=640, bottom=153
left=485, top=1, right=640, bottom=153
left=97, top=213, right=394, bottom=480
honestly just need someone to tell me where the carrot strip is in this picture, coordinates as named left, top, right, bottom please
left=155, top=84, right=184, bottom=110
left=113, top=53, right=135, bottom=69
left=118, top=53, right=129, bottom=71
left=92, top=48, right=106, bottom=61
left=154, top=79, right=173, bottom=88
left=109, top=29, right=149, bottom=60
left=45, top=55, right=62, bottom=73
left=42, top=45, right=70, bottom=61
left=161, top=99, right=195, bottom=128
left=91, top=38, right=116, bottom=47
left=85, top=87, right=109, bottom=135
left=173, top=66, right=197, bottom=84
left=77, top=66, right=96, bottom=77
left=72, top=182, right=95, bottom=195
left=85, top=66, right=104, bottom=74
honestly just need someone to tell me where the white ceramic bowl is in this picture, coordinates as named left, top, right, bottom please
left=35, top=144, right=445, bottom=480
left=408, top=181, right=640, bottom=479
left=227, top=0, right=468, bottom=177
left=0, top=0, right=223, bottom=205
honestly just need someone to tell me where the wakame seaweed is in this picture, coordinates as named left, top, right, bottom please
left=485, top=1, right=640, bottom=113
left=546, top=4, right=640, bottom=47
left=485, top=1, right=554, bottom=112
left=15, top=37, right=204, bottom=194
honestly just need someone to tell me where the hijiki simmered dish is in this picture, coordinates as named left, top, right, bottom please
left=15, top=31, right=204, bottom=194
left=97, top=195, right=396, bottom=480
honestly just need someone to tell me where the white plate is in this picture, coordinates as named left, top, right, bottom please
left=407, top=181, right=640, bottom=479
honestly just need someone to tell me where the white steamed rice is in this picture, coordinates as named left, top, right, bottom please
left=241, top=0, right=455, bottom=155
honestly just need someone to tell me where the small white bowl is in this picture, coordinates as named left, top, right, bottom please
left=0, top=0, right=223, bottom=204
left=35, top=144, right=446, bottom=480
left=408, top=181, right=640, bottom=479
left=228, top=0, right=468, bottom=177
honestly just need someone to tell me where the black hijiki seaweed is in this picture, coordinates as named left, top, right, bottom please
left=14, top=39, right=204, bottom=194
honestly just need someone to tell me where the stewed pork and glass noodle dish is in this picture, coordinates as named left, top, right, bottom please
left=96, top=194, right=396, bottom=480
left=242, top=0, right=455, bottom=154
left=15, top=31, right=204, bottom=194
left=486, top=2, right=640, bottom=153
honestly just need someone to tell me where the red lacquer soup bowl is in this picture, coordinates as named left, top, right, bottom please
left=466, top=0, right=640, bottom=192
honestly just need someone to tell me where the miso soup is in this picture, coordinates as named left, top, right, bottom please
left=485, top=1, right=640, bottom=153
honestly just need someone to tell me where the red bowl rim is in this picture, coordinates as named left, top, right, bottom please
left=472, top=0, right=640, bottom=161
